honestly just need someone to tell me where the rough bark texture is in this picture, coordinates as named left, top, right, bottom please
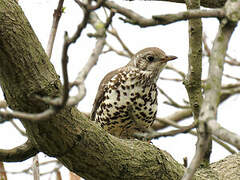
left=0, top=0, right=240, bottom=180
left=184, top=0, right=203, bottom=120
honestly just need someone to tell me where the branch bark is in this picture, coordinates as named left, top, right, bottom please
left=0, top=141, right=38, bottom=162
left=182, top=0, right=206, bottom=179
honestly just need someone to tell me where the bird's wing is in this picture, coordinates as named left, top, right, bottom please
left=90, top=68, right=122, bottom=121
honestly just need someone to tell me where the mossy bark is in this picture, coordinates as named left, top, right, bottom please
left=0, top=0, right=239, bottom=180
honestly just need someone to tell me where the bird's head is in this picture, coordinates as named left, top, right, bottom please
left=129, top=47, right=177, bottom=74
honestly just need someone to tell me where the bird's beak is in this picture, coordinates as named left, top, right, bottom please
left=162, top=55, right=177, bottom=62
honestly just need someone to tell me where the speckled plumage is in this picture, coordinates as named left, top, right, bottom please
left=90, top=47, right=177, bottom=139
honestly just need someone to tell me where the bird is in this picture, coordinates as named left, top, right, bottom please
left=90, top=47, right=177, bottom=139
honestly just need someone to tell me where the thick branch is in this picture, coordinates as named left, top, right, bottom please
left=0, top=140, right=38, bottom=162
left=195, top=153, right=240, bottom=179
left=156, top=0, right=226, bottom=8
left=104, top=1, right=225, bottom=27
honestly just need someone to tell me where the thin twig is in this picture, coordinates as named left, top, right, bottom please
left=203, top=33, right=240, bottom=66
left=159, top=77, right=182, bottom=82
left=158, top=87, right=190, bottom=108
left=225, top=55, right=240, bottom=66
left=108, top=27, right=134, bottom=56
left=0, top=160, right=62, bottom=176
left=104, top=10, right=115, bottom=29
left=223, top=74, right=240, bottom=81
left=60, top=32, right=70, bottom=108
left=40, top=164, right=63, bottom=176
left=153, top=110, right=192, bottom=130
left=0, top=108, right=56, bottom=121
left=32, top=155, right=40, bottom=180
left=10, top=120, right=26, bottom=136
left=156, top=118, right=237, bottom=154
left=134, top=121, right=196, bottom=140
left=46, top=0, right=64, bottom=58
left=104, top=42, right=130, bottom=57
left=202, top=33, right=211, bottom=56
left=165, top=65, right=186, bottom=79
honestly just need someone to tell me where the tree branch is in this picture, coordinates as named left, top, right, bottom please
left=152, top=109, right=192, bottom=130
left=10, top=120, right=27, bottom=136
left=208, top=120, right=240, bottom=150
left=154, top=116, right=237, bottom=154
left=182, top=0, right=204, bottom=179
left=183, top=0, right=203, bottom=121
left=108, top=27, right=134, bottom=56
left=104, top=1, right=225, bottom=27
left=46, top=0, right=64, bottom=58
left=32, top=155, right=40, bottom=180
left=152, top=9, right=225, bottom=24
left=156, top=0, right=227, bottom=8
left=152, top=82, right=240, bottom=132
left=183, top=13, right=237, bottom=180
left=0, top=140, right=38, bottom=162
left=158, top=87, right=190, bottom=109
left=135, top=121, right=196, bottom=140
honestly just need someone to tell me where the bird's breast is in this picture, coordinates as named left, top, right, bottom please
left=95, top=70, right=158, bottom=138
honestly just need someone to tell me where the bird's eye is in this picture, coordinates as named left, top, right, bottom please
left=146, top=55, right=154, bottom=62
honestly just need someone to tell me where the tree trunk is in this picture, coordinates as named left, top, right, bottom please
left=0, top=0, right=239, bottom=180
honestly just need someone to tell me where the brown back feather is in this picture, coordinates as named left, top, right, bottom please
left=90, top=68, right=123, bottom=121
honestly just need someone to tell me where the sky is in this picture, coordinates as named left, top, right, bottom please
left=0, top=0, right=239, bottom=179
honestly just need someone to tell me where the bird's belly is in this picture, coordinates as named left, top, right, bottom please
left=95, top=81, right=158, bottom=138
